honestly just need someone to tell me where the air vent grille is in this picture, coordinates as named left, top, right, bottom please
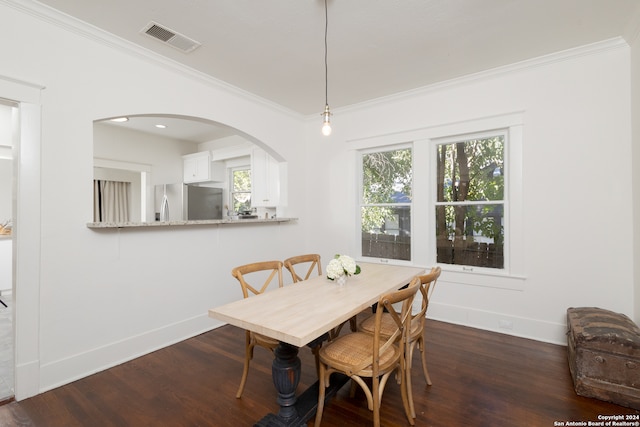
left=141, top=22, right=201, bottom=53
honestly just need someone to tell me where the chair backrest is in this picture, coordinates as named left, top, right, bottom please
left=412, top=266, right=442, bottom=332
left=283, top=254, right=322, bottom=283
left=231, top=260, right=284, bottom=299
left=353, top=277, right=421, bottom=374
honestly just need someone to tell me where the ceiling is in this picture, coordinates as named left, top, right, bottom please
left=37, top=0, right=640, bottom=139
left=95, top=115, right=240, bottom=144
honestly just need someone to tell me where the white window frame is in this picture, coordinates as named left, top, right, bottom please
left=349, top=111, right=524, bottom=290
left=229, top=165, right=251, bottom=213
left=431, top=129, right=508, bottom=272
left=357, top=143, right=414, bottom=266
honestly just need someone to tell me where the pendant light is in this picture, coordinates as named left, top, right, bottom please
left=321, top=0, right=332, bottom=136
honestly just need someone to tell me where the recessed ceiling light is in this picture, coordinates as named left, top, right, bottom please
left=155, top=124, right=167, bottom=129
left=110, top=117, right=129, bottom=122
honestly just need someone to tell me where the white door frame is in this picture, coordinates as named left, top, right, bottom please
left=0, top=75, right=43, bottom=400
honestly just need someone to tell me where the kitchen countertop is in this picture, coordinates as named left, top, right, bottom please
left=86, top=217, right=297, bottom=229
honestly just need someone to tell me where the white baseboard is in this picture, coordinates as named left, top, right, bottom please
left=28, top=304, right=568, bottom=398
left=15, top=359, right=39, bottom=400
left=38, top=313, right=225, bottom=394
left=428, top=302, right=568, bottom=346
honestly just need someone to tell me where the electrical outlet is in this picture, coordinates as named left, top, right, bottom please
left=499, top=319, right=514, bottom=330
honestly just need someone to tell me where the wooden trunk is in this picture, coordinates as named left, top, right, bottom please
left=567, top=307, right=640, bottom=410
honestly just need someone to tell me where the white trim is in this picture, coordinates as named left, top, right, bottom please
left=356, top=143, right=414, bottom=264
left=346, top=111, right=525, bottom=149
left=93, top=158, right=152, bottom=173
left=39, top=313, right=219, bottom=393
left=12, top=99, right=42, bottom=400
left=209, top=145, right=252, bottom=162
left=321, top=38, right=628, bottom=119
left=429, top=129, right=509, bottom=272
left=0, top=74, right=44, bottom=400
left=0, top=75, right=43, bottom=104
left=428, top=301, right=567, bottom=345
left=352, top=112, right=525, bottom=289
left=422, top=116, right=525, bottom=285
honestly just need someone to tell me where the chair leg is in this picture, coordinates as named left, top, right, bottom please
left=310, top=344, right=321, bottom=378
left=349, top=315, right=357, bottom=332
left=372, top=375, right=380, bottom=427
left=406, top=340, right=417, bottom=419
left=399, top=360, right=416, bottom=426
left=417, top=334, right=432, bottom=386
left=236, top=331, right=253, bottom=398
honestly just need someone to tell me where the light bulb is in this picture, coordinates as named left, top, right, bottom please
left=321, top=104, right=332, bottom=136
left=322, top=121, right=332, bottom=136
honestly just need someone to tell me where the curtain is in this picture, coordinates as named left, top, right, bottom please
left=93, top=180, right=130, bottom=222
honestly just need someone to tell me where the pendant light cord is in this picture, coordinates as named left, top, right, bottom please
left=324, top=0, right=329, bottom=106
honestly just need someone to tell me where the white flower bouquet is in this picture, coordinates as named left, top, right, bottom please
left=326, top=254, right=361, bottom=280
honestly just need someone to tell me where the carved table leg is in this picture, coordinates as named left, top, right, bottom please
left=255, top=342, right=301, bottom=427
left=272, top=342, right=301, bottom=422
left=254, top=334, right=345, bottom=427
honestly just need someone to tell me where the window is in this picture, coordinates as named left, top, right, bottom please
left=230, top=167, right=251, bottom=213
left=360, top=147, right=412, bottom=261
left=93, top=179, right=131, bottom=222
left=434, top=133, right=505, bottom=269
left=352, top=113, right=522, bottom=285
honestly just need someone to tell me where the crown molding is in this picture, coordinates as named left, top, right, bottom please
left=1, top=0, right=304, bottom=120
left=315, top=36, right=629, bottom=119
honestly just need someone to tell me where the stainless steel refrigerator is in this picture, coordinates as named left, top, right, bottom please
left=154, top=184, right=223, bottom=221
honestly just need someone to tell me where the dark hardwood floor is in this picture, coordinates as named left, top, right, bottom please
left=0, top=316, right=636, bottom=426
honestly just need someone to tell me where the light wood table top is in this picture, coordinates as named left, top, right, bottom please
left=209, top=262, right=426, bottom=347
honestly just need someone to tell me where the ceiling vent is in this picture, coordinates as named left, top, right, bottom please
left=141, top=22, right=201, bottom=53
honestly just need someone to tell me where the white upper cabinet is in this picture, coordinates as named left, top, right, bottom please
left=183, top=151, right=224, bottom=183
left=251, top=147, right=280, bottom=207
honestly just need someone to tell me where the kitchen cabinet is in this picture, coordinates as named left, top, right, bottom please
left=183, top=152, right=225, bottom=183
left=251, top=147, right=280, bottom=207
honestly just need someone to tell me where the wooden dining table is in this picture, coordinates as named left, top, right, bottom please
left=209, top=262, right=426, bottom=427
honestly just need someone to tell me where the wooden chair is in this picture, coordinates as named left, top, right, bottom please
left=283, top=254, right=322, bottom=282
left=230, top=260, right=284, bottom=398
left=358, top=266, right=442, bottom=418
left=315, top=278, right=421, bottom=427
left=283, top=254, right=357, bottom=340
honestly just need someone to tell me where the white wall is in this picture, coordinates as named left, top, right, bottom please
left=94, top=122, right=199, bottom=185
left=0, top=0, right=637, bottom=401
left=0, top=2, right=307, bottom=399
left=304, top=40, right=634, bottom=345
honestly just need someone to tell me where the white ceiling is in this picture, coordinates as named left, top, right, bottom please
left=36, top=0, right=640, bottom=139
left=95, top=115, right=240, bottom=144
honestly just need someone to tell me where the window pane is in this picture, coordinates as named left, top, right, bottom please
left=362, top=149, right=412, bottom=204
left=436, top=136, right=504, bottom=203
left=361, top=206, right=411, bottom=260
left=435, top=204, right=503, bottom=268
left=231, top=169, right=251, bottom=213
left=233, top=192, right=251, bottom=213
left=233, top=169, right=251, bottom=192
